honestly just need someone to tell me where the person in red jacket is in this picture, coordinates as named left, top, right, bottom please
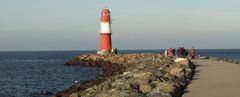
left=190, top=47, right=196, bottom=59
left=164, top=49, right=169, bottom=57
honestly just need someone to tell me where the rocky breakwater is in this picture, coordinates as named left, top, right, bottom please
left=198, top=55, right=240, bottom=65
left=53, top=54, right=194, bottom=97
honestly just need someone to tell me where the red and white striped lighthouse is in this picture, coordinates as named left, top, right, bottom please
left=97, top=8, right=113, bottom=55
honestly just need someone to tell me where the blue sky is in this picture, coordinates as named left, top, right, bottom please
left=1, top=0, right=240, bottom=51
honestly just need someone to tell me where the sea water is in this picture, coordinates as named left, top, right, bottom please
left=0, top=51, right=100, bottom=97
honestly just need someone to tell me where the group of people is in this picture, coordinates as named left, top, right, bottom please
left=164, top=47, right=196, bottom=59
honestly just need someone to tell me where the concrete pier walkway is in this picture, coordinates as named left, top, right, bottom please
left=183, top=60, right=240, bottom=97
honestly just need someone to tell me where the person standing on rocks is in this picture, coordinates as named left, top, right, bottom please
left=184, top=47, right=188, bottom=58
left=177, top=47, right=181, bottom=57
left=190, top=47, right=196, bottom=59
left=169, top=47, right=173, bottom=57
left=172, top=48, right=176, bottom=57
left=179, top=47, right=184, bottom=58
left=164, top=49, right=169, bottom=57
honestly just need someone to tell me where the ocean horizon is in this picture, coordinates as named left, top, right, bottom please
left=1, top=49, right=240, bottom=60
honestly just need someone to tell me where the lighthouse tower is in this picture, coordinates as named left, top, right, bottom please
left=97, top=8, right=115, bottom=55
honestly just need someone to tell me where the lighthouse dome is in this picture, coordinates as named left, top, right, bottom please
left=101, top=8, right=110, bottom=15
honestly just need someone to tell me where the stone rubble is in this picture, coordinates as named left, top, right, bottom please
left=53, top=54, right=194, bottom=97
left=198, top=55, right=240, bottom=64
